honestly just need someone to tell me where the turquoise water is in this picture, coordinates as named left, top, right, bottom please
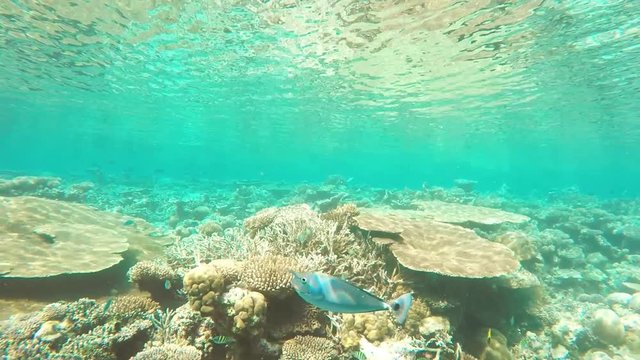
left=1, top=0, right=639, bottom=196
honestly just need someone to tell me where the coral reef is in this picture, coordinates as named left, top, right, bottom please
left=280, top=335, right=338, bottom=360
left=128, top=260, right=182, bottom=300
left=0, top=196, right=170, bottom=278
left=131, top=343, right=201, bottom=360
left=355, top=208, right=520, bottom=278
left=339, top=312, right=397, bottom=349
left=183, top=263, right=228, bottom=316
left=3, top=174, right=640, bottom=359
left=239, top=255, right=298, bottom=299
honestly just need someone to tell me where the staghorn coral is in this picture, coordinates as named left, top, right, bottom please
left=131, top=343, right=201, bottom=360
left=150, top=309, right=179, bottom=345
left=320, top=203, right=359, bottom=229
left=280, top=335, right=338, bottom=360
left=0, top=196, right=171, bottom=277
left=243, top=206, right=280, bottom=235
left=339, top=312, right=397, bottom=350
left=183, top=263, right=228, bottom=316
left=166, top=229, right=252, bottom=270
left=356, top=208, right=520, bottom=278
left=240, top=255, right=298, bottom=298
left=243, top=204, right=391, bottom=292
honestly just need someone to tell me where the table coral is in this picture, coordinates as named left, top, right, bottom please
left=412, top=200, right=530, bottom=225
left=0, top=196, right=171, bottom=278
left=355, top=208, right=520, bottom=278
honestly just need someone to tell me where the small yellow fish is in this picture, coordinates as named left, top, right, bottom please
left=487, top=328, right=492, bottom=344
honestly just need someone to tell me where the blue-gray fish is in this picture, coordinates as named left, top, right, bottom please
left=290, top=271, right=413, bottom=325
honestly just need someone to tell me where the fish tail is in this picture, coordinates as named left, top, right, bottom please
left=388, top=292, right=413, bottom=326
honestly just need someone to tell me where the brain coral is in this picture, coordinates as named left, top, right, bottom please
left=356, top=208, right=520, bottom=278
left=0, top=196, right=171, bottom=277
left=280, top=335, right=338, bottom=360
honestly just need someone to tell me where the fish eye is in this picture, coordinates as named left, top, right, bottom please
left=301, top=277, right=307, bottom=283
left=393, top=303, right=400, bottom=311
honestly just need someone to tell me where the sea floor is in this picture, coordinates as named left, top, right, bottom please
left=1, top=174, right=639, bottom=360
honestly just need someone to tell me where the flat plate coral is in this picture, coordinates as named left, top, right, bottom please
left=355, top=208, right=520, bottom=278
left=0, top=196, right=171, bottom=278
left=413, top=200, right=530, bottom=225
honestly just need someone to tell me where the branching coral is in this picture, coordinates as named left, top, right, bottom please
left=150, top=309, right=179, bottom=345
left=240, top=255, right=298, bottom=299
left=131, top=343, right=201, bottom=360
left=166, top=228, right=252, bottom=270
left=320, top=203, right=359, bottom=229
left=243, top=204, right=391, bottom=292
left=107, top=296, right=160, bottom=321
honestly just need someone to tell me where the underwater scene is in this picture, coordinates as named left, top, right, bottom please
left=1, top=0, right=639, bottom=359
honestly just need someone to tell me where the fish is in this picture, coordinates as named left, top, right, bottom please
left=623, top=282, right=640, bottom=292
left=211, top=335, right=235, bottom=345
left=164, top=279, right=172, bottom=290
left=102, top=297, right=113, bottom=315
left=351, top=351, right=366, bottom=360
left=290, top=271, right=413, bottom=325
left=487, top=327, right=492, bottom=344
